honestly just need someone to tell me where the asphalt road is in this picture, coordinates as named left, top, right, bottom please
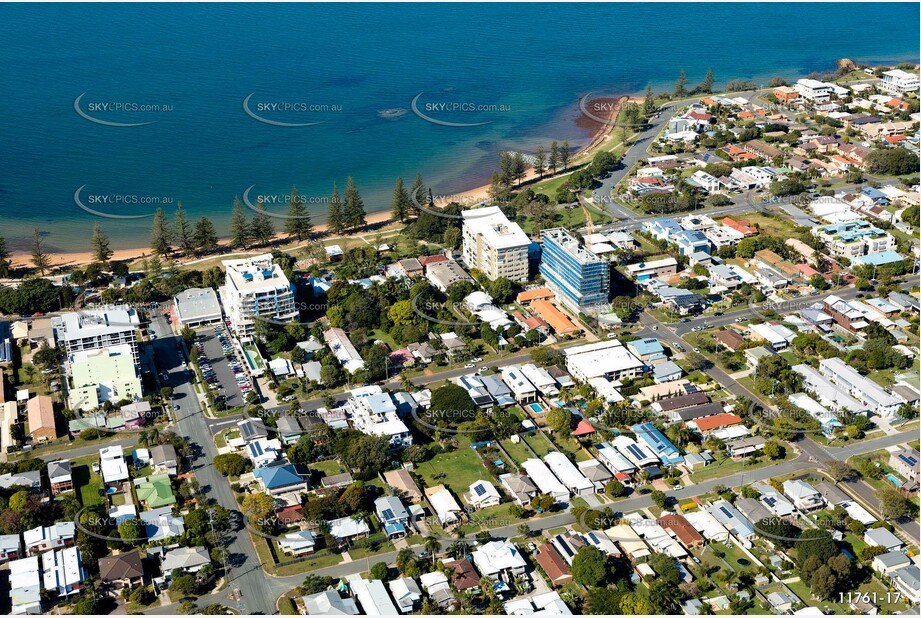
left=149, top=315, right=276, bottom=615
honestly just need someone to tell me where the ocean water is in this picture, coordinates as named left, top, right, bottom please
left=0, top=2, right=918, bottom=252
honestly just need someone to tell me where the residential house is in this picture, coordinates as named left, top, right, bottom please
left=301, top=590, right=359, bottom=615
left=472, top=540, right=527, bottom=582
left=782, top=479, right=823, bottom=512
left=329, top=516, right=371, bottom=545
left=98, top=551, right=144, bottom=587
left=161, top=546, right=211, bottom=573
left=0, top=534, right=22, bottom=563
left=253, top=464, right=309, bottom=496
left=375, top=496, right=411, bottom=539
left=536, top=543, right=572, bottom=586
left=24, top=523, right=76, bottom=555
left=278, top=530, right=317, bottom=556
left=388, top=577, right=422, bottom=614
left=136, top=474, right=176, bottom=509
left=383, top=468, right=423, bottom=503
left=47, top=460, right=73, bottom=495
left=864, top=527, right=904, bottom=552
left=499, top=473, right=538, bottom=506
left=466, top=479, right=502, bottom=510
left=425, top=484, right=463, bottom=527
left=150, top=444, right=178, bottom=476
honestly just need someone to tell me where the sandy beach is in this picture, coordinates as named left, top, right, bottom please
left=10, top=95, right=633, bottom=272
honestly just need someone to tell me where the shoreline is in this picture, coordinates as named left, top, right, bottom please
left=10, top=95, right=631, bottom=272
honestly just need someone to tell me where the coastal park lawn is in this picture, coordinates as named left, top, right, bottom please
left=689, top=442, right=793, bottom=483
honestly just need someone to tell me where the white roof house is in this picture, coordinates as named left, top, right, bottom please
left=521, top=458, right=570, bottom=502
left=782, top=479, right=823, bottom=512
left=220, top=253, right=297, bottom=336
left=9, top=555, right=42, bottom=614
left=466, top=480, right=502, bottom=510
left=840, top=501, right=877, bottom=526
left=388, top=577, right=422, bottom=614
left=563, top=340, right=645, bottom=382
left=752, top=483, right=796, bottom=518
left=519, top=363, right=559, bottom=396
left=99, top=445, right=129, bottom=485
left=345, top=386, right=413, bottom=448
left=595, top=442, right=637, bottom=474
left=865, top=527, right=904, bottom=551
left=161, top=546, right=211, bottom=572
left=278, top=530, right=317, bottom=556
left=792, top=364, right=868, bottom=415
left=324, top=328, right=365, bottom=374
left=302, top=590, right=359, bottom=615
left=819, top=357, right=901, bottom=416
left=684, top=510, right=730, bottom=542
left=347, top=575, right=400, bottom=616
left=24, top=522, right=76, bottom=554
left=329, top=517, right=371, bottom=542
left=41, top=546, right=84, bottom=597
left=748, top=322, right=795, bottom=350
left=543, top=452, right=594, bottom=496
left=472, top=540, right=527, bottom=578
left=425, top=485, right=463, bottom=526
left=611, top=435, right=659, bottom=468
left=500, top=366, right=538, bottom=403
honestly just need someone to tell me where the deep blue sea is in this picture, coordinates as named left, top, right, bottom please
left=0, top=2, right=918, bottom=252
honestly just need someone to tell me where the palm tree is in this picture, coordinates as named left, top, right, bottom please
left=423, top=536, right=440, bottom=566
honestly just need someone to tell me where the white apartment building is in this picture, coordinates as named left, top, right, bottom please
left=819, top=357, right=901, bottom=416
left=563, top=340, right=645, bottom=382
left=878, top=69, right=920, bottom=95
left=794, top=79, right=833, bottom=103
left=812, top=221, right=896, bottom=259
left=68, top=343, right=143, bottom=411
left=53, top=306, right=140, bottom=368
left=461, top=206, right=530, bottom=282
left=220, top=254, right=297, bottom=337
left=344, top=385, right=412, bottom=448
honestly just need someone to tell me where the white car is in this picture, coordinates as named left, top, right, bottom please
left=464, top=363, right=475, bottom=369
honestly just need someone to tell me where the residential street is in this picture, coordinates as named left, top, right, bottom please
left=148, top=315, right=276, bottom=615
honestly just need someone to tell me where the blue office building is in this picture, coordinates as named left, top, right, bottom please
left=631, top=422, right=683, bottom=465
left=539, top=228, right=610, bottom=311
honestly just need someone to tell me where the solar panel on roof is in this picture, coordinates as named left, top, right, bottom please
left=474, top=484, right=487, bottom=496
left=382, top=509, right=394, bottom=520
left=898, top=454, right=918, bottom=466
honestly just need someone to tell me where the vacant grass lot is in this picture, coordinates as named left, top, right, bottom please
left=417, top=442, right=494, bottom=498
left=500, top=437, right=534, bottom=465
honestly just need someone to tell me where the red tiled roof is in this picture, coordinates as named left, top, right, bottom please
left=444, top=558, right=480, bottom=590
left=572, top=419, right=596, bottom=437
left=418, top=254, right=449, bottom=266
left=536, top=544, right=572, bottom=584
left=691, top=413, right=742, bottom=432
left=658, top=514, right=705, bottom=548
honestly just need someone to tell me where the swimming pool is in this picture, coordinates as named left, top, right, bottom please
left=886, top=473, right=903, bottom=487
left=527, top=403, right=544, bottom=414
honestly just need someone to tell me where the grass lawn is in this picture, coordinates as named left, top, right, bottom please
left=738, top=211, right=798, bottom=238
left=500, top=437, right=534, bottom=466
left=371, top=329, right=399, bottom=351
left=690, top=446, right=793, bottom=483
left=523, top=432, right=554, bottom=458
left=73, top=462, right=105, bottom=507
left=309, top=459, right=348, bottom=477
left=709, top=541, right=756, bottom=573
left=552, top=435, right=592, bottom=462
left=417, top=446, right=494, bottom=498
